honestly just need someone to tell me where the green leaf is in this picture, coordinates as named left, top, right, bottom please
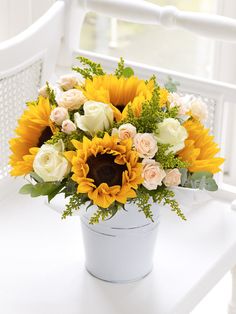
left=122, top=67, right=134, bottom=78
left=48, top=183, right=65, bottom=202
left=30, top=172, right=44, bottom=183
left=19, top=184, right=34, bottom=195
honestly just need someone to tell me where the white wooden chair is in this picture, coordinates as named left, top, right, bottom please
left=1, top=1, right=236, bottom=313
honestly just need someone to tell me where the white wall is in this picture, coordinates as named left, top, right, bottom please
left=0, top=0, right=55, bottom=42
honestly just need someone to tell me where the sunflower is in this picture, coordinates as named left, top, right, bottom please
left=178, top=119, right=224, bottom=174
left=9, top=96, right=55, bottom=176
left=82, top=74, right=154, bottom=121
left=159, top=88, right=169, bottom=107
left=64, top=133, right=143, bottom=208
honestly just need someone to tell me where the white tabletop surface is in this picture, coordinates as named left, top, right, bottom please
left=1, top=178, right=236, bottom=314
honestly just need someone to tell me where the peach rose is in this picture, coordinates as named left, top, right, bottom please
left=118, top=123, right=137, bottom=140
left=38, top=84, right=53, bottom=98
left=50, top=107, right=69, bottom=126
left=142, top=159, right=166, bottom=190
left=163, top=169, right=181, bottom=187
left=134, top=133, right=158, bottom=158
left=62, top=119, right=76, bottom=134
left=57, top=74, right=83, bottom=91
left=57, top=89, right=87, bottom=111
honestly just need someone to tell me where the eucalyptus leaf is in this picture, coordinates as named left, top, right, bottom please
left=191, top=171, right=213, bottom=180
left=179, top=168, right=188, bottom=186
left=205, top=178, right=218, bottom=191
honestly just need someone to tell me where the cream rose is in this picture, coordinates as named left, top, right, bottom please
left=33, top=140, right=70, bottom=182
left=38, top=84, right=53, bottom=98
left=163, top=169, right=181, bottom=187
left=62, top=119, right=76, bottom=134
left=56, top=89, right=87, bottom=111
left=118, top=123, right=137, bottom=140
left=50, top=107, right=69, bottom=125
left=74, top=101, right=113, bottom=136
left=168, top=92, right=189, bottom=115
left=142, top=159, right=166, bottom=190
left=190, top=98, right=208, bottom=121
left=134, top=133, right=158, bottom=158
left=155, top=118, right=188, bottom=153
left=57, top=74, right=83, bottom=91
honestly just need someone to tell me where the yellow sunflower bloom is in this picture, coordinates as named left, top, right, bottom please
left=159, top=88, right=169, bottom=107
left=82, top=74, right=154, bottom=121
left=64, top=133, right=143, bottom=208
left=9, top=96, right=55, bottom=176
left=178, top=119, right=224, bottom=174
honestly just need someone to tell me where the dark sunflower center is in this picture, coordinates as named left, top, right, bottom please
left=116, top=104, right=126, bottom=113
left=38, top=126, right=53, bottom=147
left=87, top=154, right=127, bottom=187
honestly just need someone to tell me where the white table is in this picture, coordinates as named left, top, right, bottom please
left=1, top=178, right=236, bottom=314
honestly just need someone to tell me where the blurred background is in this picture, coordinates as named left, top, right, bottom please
left=1, top=0, right=236, bottom=83
left=0, top=1, right=235, bottom=312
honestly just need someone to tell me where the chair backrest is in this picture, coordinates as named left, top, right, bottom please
left=0, top=1, right=64, bottom=178
left=1, top=0, right=236, bottom=195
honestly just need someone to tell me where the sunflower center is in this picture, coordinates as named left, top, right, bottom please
left=38, top=126, right=53, bottom=147
left=116, top=104, right=126, bottom=113
left=87, top=154, right=127, bottom=187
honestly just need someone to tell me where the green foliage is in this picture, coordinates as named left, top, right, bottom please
left=19, top=180, right=65, bottom=202
left=119, top=87, right=162, bottom=133
left=114, top=57, right=125, bottom=78
left=26, top=100, right=38, bottom=107
left=145, top=74, right=157, bottom=85
left=72, top=56, right=105, bottom=80
left=61, top=178, right=78, bottom=197
left=155, top=144, right=187, bottom=169
left=164, top=76, right=180, bottom=93
left=46, top=131, right=84, bottom=150
left=118, top=85, right=180, bottom=134
left=180, top=169, right=218, bottom=191
left=114, top=57, right=134, bottom=78
left=46, top=82, right=57, bottom=106
left=62, top=193, right=88, bottom=219
left=134, top=188, right=154, bottom=222
left=133, top=185, right=186, bottom=221
left=150, top=186, right=186, bottom=220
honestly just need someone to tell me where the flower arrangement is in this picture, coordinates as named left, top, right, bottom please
left=9, top=57, right=224, bottom=223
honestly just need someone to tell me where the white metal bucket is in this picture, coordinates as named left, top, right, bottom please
left=80, top=203, right=159, bottom=283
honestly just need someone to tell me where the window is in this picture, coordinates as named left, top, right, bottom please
left=80, top=0, right=218, bottom=78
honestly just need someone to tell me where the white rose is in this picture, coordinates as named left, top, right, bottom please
left=118, top=123, right=137, bottom=140
left=155, top=118, right=188, bottom=153
left=33, top=140, right=70, bottom=182
left=50, top=107, right=69, bottom=125
left=190, top=98, right=208, bottom=121
left=74, top=101, right=114, bottom=136
left=134, top=133, right=158, bottom=158
left=62, top=119, right=77, bottom=134
left=57, top=74, right=83, bottom=91
left=163, top=168, right=181, bottom=187
left=56, top=89, right=87, bottom=111
left=168, top=92, right=189, bottom=115
left=142, top=159, right=166, bottom=190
